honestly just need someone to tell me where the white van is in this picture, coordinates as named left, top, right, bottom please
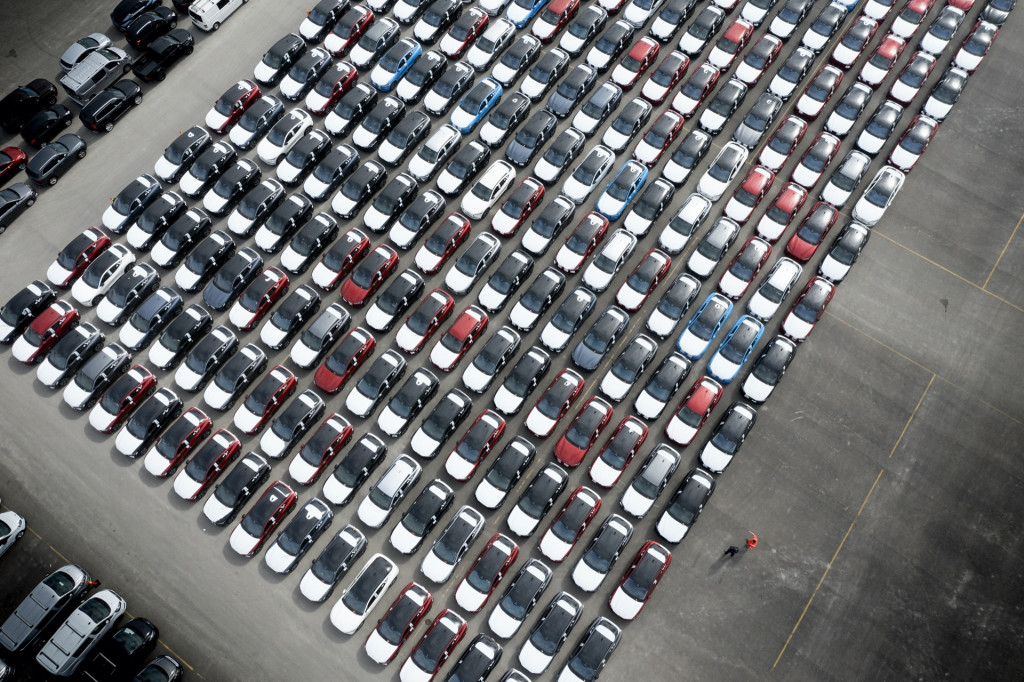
left=188, top=0, right=246, bottom=31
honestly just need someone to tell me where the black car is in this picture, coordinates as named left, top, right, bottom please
left=232, top=95, right=286, bottom=150
left=523, top=591, right=583, bottom=668
left=803, top=2, right=846, bottom=51
left=302, top=0, right=350, bottom=42
left=391, top=479, right=454, bottom=553
left=125, top=6, right=177, bottom=47
left=701, top=401, right=757, bottom=472
left=151, top=304, right=212, bottom=370
left=701, top=79, right=747, bottom=134
left=127, top=191, right=186, bottom=251
left=121, top=287, right=184, bottom=351
left=827, top=84, right=872, bottom=137
left=348, top=349, right=406, bottom=417
left=463, top=326, right=520, bottom=394
left=476, top=436, right=535, bottom=508
left=493, top=35, right=541, bottom=86
left=117, top=387, right=183, bottom=457
left=305, top=145, right=359, bottom=202
left=589, top=20, right=634, bottom=68
left=438, top=140, right=490, bottom=196
left=207, top=343, right=268, bottom=410
left=66, top=342, right=131, bottom=409
left=512, top=267, right=565, bottom=331
left=292, top=303, right=350, bottom=368
left=657, top=467, right=715, bottom=543
left=302, top=525, right=368, bottom=603
left=649, top=274, right=700, bottom=338
left=78, top=617, right=159, bottom=682
left=262, top=284, right=321, bottom=350
left=279, top=215, right=337, bottom=275
left=742, top=334, right=796, bottom=403
left=180, top=142, right=237, bottom=198
left=232, top=180, right=285, bottom=238
left=418, top=0, right=462, bottom=41
left=479, top=249, right=534, bottom=313
left=110, top=0, right=161, bottom=32
left=323, top=433, right=388, bottom=506
left=773, top=47, right=814, bottom=98
left=425, top=62, right=475, bottom=115
left=572, top=305, right=629, bottom=371
left=575, top=83, right=622, bottom=133
left=505, top=110, right=556, bottom=166
left=381, top=111, right=431, bottom=166
left=860, top=101, right=904, bottom=155
left=494, top=346, right=550, bottom=415
left=155, top=126, right=211, bottom=184
left=547, top=64, right=598, bottom=118
left=205, top=158, right=262, bottom=215
left=563, top=5, right=607, bottom=57
left=99, top=263, right=160, bottom=326
left=203, top=247, right=263, bottom=310
left=25, top=133, right=87, bottom=186
left=265, top=390, right=327, bottom=459
left=132, top=656, right=184, bottom=682
left=364, top=173, right=418, bottom=234
left=0, top=183, right=37, bottom=231
left=627, top=180, right=674, bottom=236
left=575, top=514, right=633, bottom=590
left=447, top=634, right=502, bottom=682
left=542, top=286, right=596, bottom=352
left=0, top=280, right=55, bottom=343
left=534, top=127, right=585, bottom=182
left=664, top=129, right=712, bottom=186
left=206, top=452, right=272, bottom=525
left=523, top=48, right=570, bottom=101
left=352, top=96, right=406, bottom=151
left=38, top=322, right=104, bottom=388
left=525, top=196, right=576, bottom=254
left=19, top=104, right=73, bottom=147
left=562, top=617, right=621, bottom=681
left=267, top=497, right=334, bottom=573
left=511, top=463, right=569, bottom=534
left=257, top=194, right=314, bottom=253
left=280, top=130, right=331, bottom=187
left=176, top=230, right=235, bottom=292
left=397, top=49, right=448, bottom=104
left=413, top=388, right=471, bottom=458
left=367, top=270, right=424, bottom=332
left=333, top=160, right=387, bottom=218
left=480, top=93, right=530, bottom=148
left=0, top=78, right=57, bottom=133
left=132, top=29, right=195, bottom=82
left=105, top=174, right=163, bottom=234
left=178, top=326, right=238, bottom=392
left=255, top=33, right=308, bottom=85
left=327, top=84, right=378, bottom=138
left=282, top=48, right=333, bottom=101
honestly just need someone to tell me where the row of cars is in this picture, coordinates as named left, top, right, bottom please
left=2, top=0, right=1007, bottom=675
left=0, top=560, right=183, bottom=679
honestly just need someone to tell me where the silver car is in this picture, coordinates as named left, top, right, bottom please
left=36, top=589, right=126, bottom=676
left=0, top=564, right=94, bottom=653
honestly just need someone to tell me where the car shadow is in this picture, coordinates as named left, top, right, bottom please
left=221, top=542, right=253, bottom=567
left=108, top=447, right=136, bottom=467
left=7, top=356, right=34, bottom=375
left=291, top=583, right=324, bottom=613
left=257, top=560, right=291, bottom=585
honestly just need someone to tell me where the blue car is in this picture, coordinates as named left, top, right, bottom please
left=676, top=292, right=733, bottom=359
left=595, top=160, right=648, bottom=220
left=506, top=0, right=550, bottom=28
left=449, top=77, right=503, bottom=133
left=370, top=38, right=423, bottom=92
left=707, top=315, right=765, bottom=383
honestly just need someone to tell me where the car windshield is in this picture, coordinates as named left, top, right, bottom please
left=324, top=336, right=361, bottom=375
left=566, top=227, right=593, bottom=254
left=652, top=66, right=676, bottom=87
left=696, top=231, right=728, bottom=259
left=832, top=166, right=861, bottom=191
left=380, top=50, right=404, bottom=72
left=568, top=20, right=590, bottom=39
left=720, top=328, right=754, bottom=364
left=471, top=181, right=495, bottom=201
left=520, top=478, right=556, bottom=517
left=22, top=323, right=46, bottom=347
left=764, top=203, right=792, bottom=226
left=566, top=412, right=600, bottom=448
left=689, top=308, right=719, bottom=341
left=620, top=55, right=642, bottom=71
left=341, top=565, right=388, bottom=614
left=621, top=554, right=660, bottom=600
left=612, top=349, right=643, bottom=382
left=690, top=19, right=713, bottom=40
left=607, top=175, right=634, bottom=202
left=521, top=282, right=547, bottom=311
left=268, top=118, right=297, bottom=146
left=468, top=548, right=507, bottom=591
left=378, top=595, right=422, bottom=644
left=753, top=350, right=784, bottom=384
left=484, top=452, right=522, bottom=491
left=866, top=184, right=891, bottom=207
left=779, top=60, right=803, bottom=81
left=583, top=534, right=620, bottom=572
left=310, top=537, right=354, bottom=582
left=708, top=159, right=735, bottom=182
left=244, top=377, right=278, bottom=412
left=503, top=360, right=536, bottom=395
left=238, top=281, right=266, bottom=311
left=78, top=598, right=112, bottom=622
left=333, top=444, right=375, bottom=486
left=434, top=518, right=473, bottom=563
left=573, top=160, right=600, bottom=186
left=537, top=383, right=567, bottom=417
left=277, top=513, right=317, bottom=554
left=412, top=622, right=456, bottom=669
left=356, top=360, right=392, bottom=398
left=112, top=183, right=143, bottom=213
left=669, top=482, right=706, bottom=524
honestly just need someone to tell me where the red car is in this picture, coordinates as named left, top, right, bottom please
left=10, top=300, right=79, bottom=364
left=314, top=327, right=377, bottom=393
left=430, top=304, right=488, bottom=372
left=665, top=375, right=724, bottom=446
left=400, top=609, right=467, bottom=681
left=454, top=534, right=519, bottom=612
left=143, top=407, right=214, bottom=478
left=233, top=365, right=298, bottom=435
left=440, top=7, right=489, bottom=60
left=554, top=396, right=614, bottom=468
left=325, top=5, right=375, bottom=57
left=532, top=0, right=581, bottom=43
left=611, top=37, right=660, bottom=89
left=414, top=213, right=471, bottom=275
left=228, top=267, right=290, bottom=331
left=306, top=62, right=359, bottom=115
left=396, top=289, right=455, bottom=354
left=785, top=201, right=839, bottom=262
left=724, top=165, right=774, bottom=224
left=491, top=177, right=544, bottom=237
left=756, top=182, right=808, bottom=242
left=718, top=236, right=772, bottom=299
left=312, top=227, right=371, bottom=291
left=205, top=80, right=261, bottom=134
left=597, top=0, right=629, bottom=13
left=364, top=582, right=433, bottom=665
left=340, top=244, right=399, bottom=307
left=287, top=413, right=354, bottom=486
left=615, top=248, right=671, bottom=312
left=608, top=540, right=671, bottom=620
left=632, top=110, right=685, bottom=166
left=554, top=211, right=609, bottom=274
left=708, top=19, right=754, bottom=71
left=640, top=51, right=690, bottom=105
left=0, top=146, right=27, bottom=186
left=46, top=227, right=111, bottom=288
left=89, top=365, right=158, bottom=433
left=525, top=368, right=585, bottom=438
left=172, top=428, right=242, bottom=501
left=781, top=276, right=835, bottom=342
left=859, top=34, right=906, bottom=86
left=588, top=415, right=648, bottom=487
left=537, top=485, right=602, bottom=562
left=229, top=480, right=298, bottom=557
left=671, top=62, right=720, bottom=117
left=444, top=409, right=507, bottom=481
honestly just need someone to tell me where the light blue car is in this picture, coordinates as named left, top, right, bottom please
left=706, top=315, right=765, bottom=383
left=596, top=160, right=649, bottom=220
left=450, top=77, right=504, bottom=133
left=506, top=0, right=551, bottom=28
left=370, top=38, right=423, bottom=92
left=676, top=292, right=733, bottom=359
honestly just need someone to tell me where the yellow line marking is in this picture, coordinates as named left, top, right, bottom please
left=871, top=230, right=1024, bottom=315
left=983, top=209, right=1024, bottom=289
left=888, top=374, right=934, bottom=459
left=159, top=640, right=195, bottom=672
left=772, top=467, right=885, bottom=670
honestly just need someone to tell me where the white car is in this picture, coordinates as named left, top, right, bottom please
left=518, top=592, right=583, bottom=674
left=572, top=83, right=622, bottom=134
left=657, top=193, right=710, bottom=254
left=581, top=229, right=637, bottom=293
left=487, top=559, right=552, bottom=639
left=419, top=505, right=485, bottom=583
left=696, top=142, right=748, bottom=201
left=473, top=435, right=534, bottom=508
left=686, top=218, right=740, bottom=279
left=377, top=368, right=437, bottom=437
left=298, top=525, right=367, bottom=603
left=741, top=334, right=797, bottom=403
left=87, top=365, right=154, bottom=432
left=924, top=66, right=964, bottom=121
left=699, top=402, right=757, bottom=473
left=0, top=509, right=26, bottom=560
left=747, top=257, right=802, bottom=321
left=655, top=468, right=716, bottom=543
left=622, top=0, right=663, bottom=26
left=920, top=6, right=964, bottom=55
left=608, top=542, right=671, bottom=620
left=71, top=245, right=135, bottom=307
left=619, top=444, right=680, bottom=518
left=454, top=534, right=519, bottom=612
left=408, top=124, right=462, bottom=182
left=172, top=429, right=241, bottom=500
left=562, top=145, right=616, bottom=205
left=174, top=325, right=237, bottom=391
left=329, top=553, right=399, bottom=635
left=290, top=302, right=350, bottom=369
left=257, top=109, right=313, bottom=165
left=852, top=166, right=905, bottom=226
left=232, top=365, right=294, bottom=435
left=461, top=160, right=516, bottom=220
left=818, top=222, right=870, bottom=283
left=264, top=497, right=334, bottom=573
left=357, top=454, right=422, bottom=529
left=467, top=19, right=516, bottom=68
left=862, top=0, right=896, bottom=19
left=571, top=514, right=633, bottom=592
left=141, top=407, right=212, bottom=478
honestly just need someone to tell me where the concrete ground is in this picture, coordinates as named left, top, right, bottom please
left=0, top=0, right=1022, bottom=681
